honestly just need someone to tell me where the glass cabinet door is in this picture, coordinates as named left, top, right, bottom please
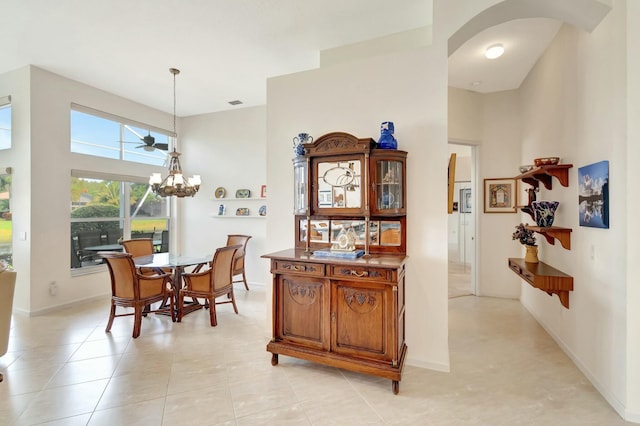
left=313, top=158, right=363, bottom=214
left=374, top=159, right=404, bottom=213
left=293, top=157, right=308, bottom=215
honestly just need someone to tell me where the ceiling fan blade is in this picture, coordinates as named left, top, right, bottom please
left=154, top=143, right=169, bottom=151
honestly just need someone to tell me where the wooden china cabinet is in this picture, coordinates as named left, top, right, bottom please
left=263, top=132, right=408, bottom=394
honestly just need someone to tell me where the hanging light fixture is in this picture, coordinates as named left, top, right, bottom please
left=149, top=68, right=201, bottom=198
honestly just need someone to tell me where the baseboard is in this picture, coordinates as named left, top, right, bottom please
left=21, top=293, right=111, bottom=317
left=625, top=410, right=640, bottom=423
left=521, top=299, right=630, bottom=422
left=406, top=357, right=450, bottom=373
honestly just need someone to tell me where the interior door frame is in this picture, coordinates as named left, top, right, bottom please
left=448, top=140, right=478, bottom=296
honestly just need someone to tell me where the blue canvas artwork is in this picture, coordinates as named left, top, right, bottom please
left=578, top=161, right=609, bottom=228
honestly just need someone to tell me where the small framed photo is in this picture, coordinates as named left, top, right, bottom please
left=460, top=188, right=471, bottom=213
left=484, top=178, right=517, bottom=213
left=260, top=185, right=267, bottom=198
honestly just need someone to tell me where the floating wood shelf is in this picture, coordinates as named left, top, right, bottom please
left=524, top=225, right=572, bottom=250
left=515, top=164, right=573, bottom=190
left=508, top=258, right=573, bottom=309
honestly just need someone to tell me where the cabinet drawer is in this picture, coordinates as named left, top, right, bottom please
left=508, top=259, right=534, bottom=284
left=329, top=265, right=393, bottom=283
left=274, top=260, right=325, bottom=277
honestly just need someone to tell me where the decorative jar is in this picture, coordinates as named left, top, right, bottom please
left=532, top=201, right=559, bottom=228
left=377, top=121, right=397, bottom=149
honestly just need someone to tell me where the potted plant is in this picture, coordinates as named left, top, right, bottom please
left=512, top=223, right=538, bottom=263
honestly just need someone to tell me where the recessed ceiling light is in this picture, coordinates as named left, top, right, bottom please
left=471, top=81, right=482, bottom=87
left=228, top=100, right=243, bottom=105
left=485, top=43, right=504, bottom=59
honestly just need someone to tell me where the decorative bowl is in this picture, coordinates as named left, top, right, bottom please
left=519, top=165, right=535, bottom=173
left=534, top=157, right=560, bottom=166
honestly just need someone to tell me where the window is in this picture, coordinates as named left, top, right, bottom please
left=71, top=172, right=170, bottom=270
left=0, top=96, right=11, bottom=150
left=0, top=172, right=11, bottom=267
left=70, top=105, right=172, bottom=166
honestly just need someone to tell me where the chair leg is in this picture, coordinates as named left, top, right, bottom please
left=229, top=289, right=239, bottom=314
left=242, top=270, right=249, bottom=291
left=105, top=301, right=116, bottom=333
left=209, top=297, right=217, bottom=327
left=133, top=305, right=142, bottom=338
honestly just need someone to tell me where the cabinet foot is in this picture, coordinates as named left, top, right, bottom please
left=271, top=353, right=279, bottom=366
left=392, top=380, right=399, bottom=395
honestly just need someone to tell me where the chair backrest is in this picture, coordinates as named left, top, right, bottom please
left=77, top=230, right=103, bottom=249
left=121, top=238, right=154, bottom=258
left=105, top=229, right=123, bottom=244
left=160, top=230, right=169, bottom=252
left=100, top=252, right=138, bottom=299
left=212, top=245, right=241, bottom=291
left=225, top=234, right=251, bottom=269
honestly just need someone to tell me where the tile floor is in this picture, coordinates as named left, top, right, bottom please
left=0, top=285, right=632, bottom=425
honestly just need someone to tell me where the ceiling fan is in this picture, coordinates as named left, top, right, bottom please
left=121, top=129, right=169, bottom=151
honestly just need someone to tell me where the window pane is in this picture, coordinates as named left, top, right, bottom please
left=0, top=104, right=11, bottom=150
left=71, top=111, right=121, bottom=159
left=71, top=176, right=170, bottom=269
left=70, top=109, right=171, bottom=166
left=0, top=174, right=12, bottom=266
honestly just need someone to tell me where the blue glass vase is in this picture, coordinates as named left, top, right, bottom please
left=532, top=201, right=559, bottom=228
left=377, top=121, right=397, bottom=149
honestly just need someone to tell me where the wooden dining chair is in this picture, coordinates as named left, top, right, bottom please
left=226, top=234, right=252, bottom=291
left=121, top=238, right=154, bottom=258
left=121, top=238, right=173, bottom=307
left=179, top=245, right=241, bottom=326
left=99, top=252, right=174, bottom=338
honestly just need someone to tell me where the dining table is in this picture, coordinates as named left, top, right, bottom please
left=133, top=252, right=211, bottom=317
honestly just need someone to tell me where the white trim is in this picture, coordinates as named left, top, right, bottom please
left=0, top=95, right=10, bottom=107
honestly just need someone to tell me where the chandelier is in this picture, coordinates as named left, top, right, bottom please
left=149, top=68, right=201, bottom=198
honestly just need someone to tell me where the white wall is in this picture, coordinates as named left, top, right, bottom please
left=518, top=16, right=628, bottom=418
left=0, top=67, right=32, bottom=311
left=179, top=106, right=268, bottom=286
left=0, top=65, right=175, bottom=313
left=448, top=87, right=522, bottom=299
left=266, top=45, right=451, bottom=371
left=626, top=0, right=640, bottom=419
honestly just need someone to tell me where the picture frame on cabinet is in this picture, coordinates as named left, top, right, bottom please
left=484, top=178, right=517, bottom=213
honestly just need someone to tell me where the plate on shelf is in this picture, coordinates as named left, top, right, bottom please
left=236, top=189, right=251, bottom=198
left=259, top=205, right=267, bottom=216
left=215, top=187, right=226, bottom=198
left=236, top=207, right=250, bottom=216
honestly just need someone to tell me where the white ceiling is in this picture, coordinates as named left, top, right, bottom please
left=0, top=0, right=431, bottom=116
left=448, top=18, right=562, bottom=93
left=1, top=1, right=563, bottom=117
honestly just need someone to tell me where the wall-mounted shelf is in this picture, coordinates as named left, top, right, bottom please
left=211, top=215, right=265, bottom=219
left=515, top=164, right=573, bottom=190
left=508, top=258, right=573, bottom=309
left=524, top=225, right=572, bottom=250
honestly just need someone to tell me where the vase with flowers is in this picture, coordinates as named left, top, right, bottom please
left=512, top=223, right=538, bottom=263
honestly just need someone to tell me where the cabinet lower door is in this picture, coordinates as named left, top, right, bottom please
left=331, top=281, right=392, bottom=362
left=277, top=275, right=330, bottom=351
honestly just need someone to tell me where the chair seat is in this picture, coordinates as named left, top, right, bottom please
left=179, top=245, right=241, bottom=326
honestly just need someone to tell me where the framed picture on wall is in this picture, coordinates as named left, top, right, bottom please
left=578, top=161, right=609, bottom=228
left=484, top=178, right=517, bottom=213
